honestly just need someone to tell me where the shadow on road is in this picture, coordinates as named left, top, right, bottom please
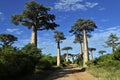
left=44, top=65, right=86, bottom=80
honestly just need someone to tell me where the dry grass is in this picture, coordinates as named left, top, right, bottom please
left=87, top=67, right=120, bottom=80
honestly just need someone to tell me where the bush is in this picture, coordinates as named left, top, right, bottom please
left=36, top=54, right=57, bottom=70
left=21, top=44, right=42, bottom=65
left=113, top=46, right=120, bottom=60
left=0, top=44, right=42, bottom=80
left=0, top=46, right=34, bottom=80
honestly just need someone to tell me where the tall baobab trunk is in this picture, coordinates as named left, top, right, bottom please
left=30, top=26, right=37, bottom=47
left=83, top=29, right=88, bottom=67
left=66, top=50, right=68, bottom=62
left=90, top=51, right=93, bottom=60
left=80, top=43, right=83, bottom=55
left=57, top=42, right=61, bottom=66
left=72, top=56, right=74, bottom=64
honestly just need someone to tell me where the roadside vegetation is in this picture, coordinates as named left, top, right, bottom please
left=87, top=46, right=120, bottom=80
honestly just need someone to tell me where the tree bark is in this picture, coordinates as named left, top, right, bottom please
left=66, top=50, right=68, bottom=62
left=30, top=26, right=37, bottom=47
left=80, top=43, right=83, bottom=55
left=57, top=42, right=61, bottom=66
left=90, top=51, right=93, bottom=60
left=83, top=29, right=88, bottom=67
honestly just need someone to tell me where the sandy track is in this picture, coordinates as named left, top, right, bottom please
left=45, top=64, right=97, bottom=80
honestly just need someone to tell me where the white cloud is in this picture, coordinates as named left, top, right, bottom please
left=54, top=0, right=98, bottom=11
left=6, top=28, right=23, bottom=35
left=85, top=2, right=98, bottom=8
left=0, top=12, right=3, bottom=15
left=0, top=12, right=5, bottom=21
left=98, top=7, right=105, bottom=11
left=101, top=19, right=109, bottom=22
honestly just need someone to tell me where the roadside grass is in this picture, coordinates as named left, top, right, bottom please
left=87, top=67, right=120, bottom=80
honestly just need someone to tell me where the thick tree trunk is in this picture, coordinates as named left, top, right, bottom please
left=57, top=42, right=61, bottom=66
left=80, top=43, right=83, bottom=55
left=72, top=56, right=74, bottom=64
left=30, top=26, right=37, bottom=47
left=90, top=51, right=93, bottom=60
left=66, top=50, right=68, bottom=62
left=83, top=29, right=88, bottom=67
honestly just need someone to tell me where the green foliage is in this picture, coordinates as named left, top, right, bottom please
left=11, top=1, right=58, bottom=30
left=0, top=46, right=37, bottom=80
left=62, top=46, right=72, bottom=50
left=0, top=34, right=17, bottom=47
left=54, top=30, right=66, bottom=43
left=21, top=44, right=42, bottom=65
left=113, top=46, right=120, bottom=60
left=105, top=33, right=119, bottom=52
left=36, top=54, right=57, bottom=70
left=70, top=18, right=97, bottom=34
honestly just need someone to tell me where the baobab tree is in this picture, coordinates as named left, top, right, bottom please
left=74, top=34, right=91, bottom=56
left=88, top=48, right=96, bottom=60
left=54, top=30, right=66, bottom=66
left=98, top=50, right=106, bottom=56
left=62, top=46, right=72, bottom=62
left=73, top=34, right=83, bottom=56
left=69, top=53, right=76, bottom=64
left=0, top=34, right=17, bottom=47
left=70, top=18, right=97, bottom=67
left=105, top=33, right=119, bottom=53
left=11, top=1, right=58, bottom=47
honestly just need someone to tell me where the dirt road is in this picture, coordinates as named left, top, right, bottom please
left=45, top=64, right=97, bottom=80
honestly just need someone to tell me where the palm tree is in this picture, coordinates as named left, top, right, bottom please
left=70, top=18, right=97, bottom=67
left=11, top=1, right=58, bottom=47
left=54, top=30, right=66, bottom=66
left=62, top=46, right=72, bottom=62
left=88, top=48, right=96, bottom=60
left=98, top=50, right=106, bottom=56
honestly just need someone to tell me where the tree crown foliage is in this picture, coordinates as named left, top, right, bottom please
left=62, top=46, right=73, bottom=50
left=98, top=50, right=106, bottom=55
left=88, top=48, right=96, bottom=51
left=105, top=33, right=120, bottom=51
left=0, top=34, right=17, bottom=46
left=54, top=30, right=66, bottom=43
left=70, top=18, right=97, bottom=34
left=11, top=1, right=58, bottom=30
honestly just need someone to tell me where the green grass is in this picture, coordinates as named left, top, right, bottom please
left=87, top=67, right=120, bottom=80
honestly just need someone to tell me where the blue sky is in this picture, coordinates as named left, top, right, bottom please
left=0, top=0, right=120, bottom=58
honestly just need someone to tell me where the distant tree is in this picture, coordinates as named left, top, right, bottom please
left=88, top=48, right=96, bottom=60
left=74, top=34, right=91, bottom=56
left=54, top=30, right=66, bottom=66
left=62, top=46, right=72, bottom=62
left=98, top=50, right=106, bottom=56
left=0, top=34, right=17, bottom=47
left=105, top=33, right=119, bottom=53
left=70, top=18, right=97, bottom=67
left=68, top=53, right=76, bottom=64
left=11, top=1, right=58, bottom=47
left=74, top=34, right=83, bottom=56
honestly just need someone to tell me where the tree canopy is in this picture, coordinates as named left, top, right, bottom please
left=0, top=34, right=17, bottom=47
left=11, top=1, right=58, bottom=30
left=54, top=30, right=66, bottom=43
left=105, top=33, right=120, bottom=52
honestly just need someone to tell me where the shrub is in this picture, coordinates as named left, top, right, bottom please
left=113, top=46, right=120, bottom=60
left=0, top=46, right=34, bottom=80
